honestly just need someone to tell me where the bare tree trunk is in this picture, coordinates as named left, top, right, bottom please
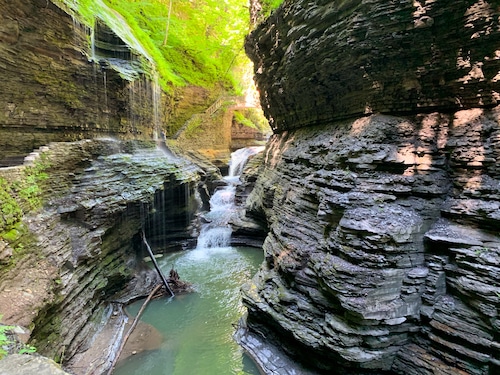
left=106, top=283, right=162, bottom=375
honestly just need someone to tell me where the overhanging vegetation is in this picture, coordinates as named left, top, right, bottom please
left=56, top=0, right=253, bottom=93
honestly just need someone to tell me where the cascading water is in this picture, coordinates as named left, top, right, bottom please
left=114, top=146, right=266, bottom=375
left=196, top=146, right=264, bottom=249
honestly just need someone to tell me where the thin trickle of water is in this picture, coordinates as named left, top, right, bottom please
left=103, top=70, right=108, bottom=111
left=128, top=80, right=136, bottom=131
left=67, top=0, right=164, bottom=142
left=196, top=146, right=265, bottom=250
left=90, top=27, right=96, bottom=62
left=151, top=72, right=161, bottom=141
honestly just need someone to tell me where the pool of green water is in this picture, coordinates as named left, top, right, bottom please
left=113, top=246, right=263, bottom=375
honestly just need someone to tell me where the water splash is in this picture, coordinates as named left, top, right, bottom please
left=196, top=146, right=264, bottom=249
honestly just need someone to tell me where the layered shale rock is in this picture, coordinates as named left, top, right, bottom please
left=0, top=0, right=165, bottom=165
left=238, top=0, right=500, bottom=374
left=0, top=139, right=212, bottom=374
left=246, top=0, right=500, bottom=132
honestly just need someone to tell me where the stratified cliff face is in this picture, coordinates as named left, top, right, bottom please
left=239, top=1, right=500, bottom=374
left=0, top=0, right=162, bottom=164
left=0, top=139, right=209, bottom=374
left=246, top=0, right=500, bottom=132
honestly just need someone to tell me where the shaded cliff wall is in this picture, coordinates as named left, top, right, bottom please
left=240, top=1, right=500, bottom=374
left=0, top=0, right=165, bottom=163
left=0, top=139, right=208, bottom=373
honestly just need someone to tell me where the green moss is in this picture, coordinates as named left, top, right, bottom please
left=0, top=178, right=22, bottom=233
left=0, top=155, right=50, bottom=268
left=12, top=155, right=51, bottom=213
left=2, top=226, right=21, bottom=243
left=234, top=108, right=271, bottom=133
left=33, top=71, right=84, bottom=109
left=0, top=322, right=15, bottom=359
left=183, top=115, right=203, bottom=139
left=260, top=0, right=285, bottom=18
left=234, top=110, right=257, bottom=129
left=58, top=0, right=252, bottom=93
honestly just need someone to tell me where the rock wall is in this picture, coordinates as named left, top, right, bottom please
left=239, top=0, right=500, bottom=374
left=246, top=0, right=500, bottom=132
left=0, top=0, right=165, bottom=164
left=0, top=139, right=212, bottom=374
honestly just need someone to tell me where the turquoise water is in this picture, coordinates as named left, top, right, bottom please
left=113, top=246, right=263, bottom=375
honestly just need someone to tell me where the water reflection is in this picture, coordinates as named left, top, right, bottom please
left=113, top=246, right=263, bottom=375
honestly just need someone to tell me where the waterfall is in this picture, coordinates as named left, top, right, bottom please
left=228, top=146, right=265, bottom=177
left=152, top=72, right=161, bottom=141
left=196, top=146, right=264, bottom=249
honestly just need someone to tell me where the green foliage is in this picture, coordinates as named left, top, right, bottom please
left=1, top=155, right=50, bottom=252
left=184, top=115, right=203, bottom=139
left=18, top=345, right=37, bottom=355
left=260, top=0, right=285, bottom=18
left=11, top=155, right=50, bottom=213
left=234, top=110, right=256, bottom=129
left=0, top=178, right=22, bottom=233
left=60, top=0, right=252, bottom=93
left=0, top=320, right=14, bottom=359
left=233, top=109, right=271, bottom=132
left=0, top=318, right=37, bottom=359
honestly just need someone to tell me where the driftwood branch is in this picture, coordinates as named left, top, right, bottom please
left=106, top=283, right=162, bottom=375
left=141, top=230, right=175, bottom=297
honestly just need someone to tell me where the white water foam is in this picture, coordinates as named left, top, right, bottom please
left=196, top=146, right=264, bottom=250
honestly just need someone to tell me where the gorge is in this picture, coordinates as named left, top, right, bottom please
left=0, top=0, right=499, bottom=375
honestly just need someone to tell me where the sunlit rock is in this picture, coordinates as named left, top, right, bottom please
left=240, top=1, right=500, bottom=370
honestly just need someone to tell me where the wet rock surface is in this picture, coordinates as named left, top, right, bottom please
left=242, top=1, right=500, bottom=374
left=237, top=111, right=500, bottom=374
left=232, top=151, right=268, bottom=248
left=0, top=139, right=212, bottom=374
left=0, top=0, right=164, bottom=164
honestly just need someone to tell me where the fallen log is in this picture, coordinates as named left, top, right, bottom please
left=141, top=230, right=175, bottom=297
left=106, top=283, right=162, bottom=375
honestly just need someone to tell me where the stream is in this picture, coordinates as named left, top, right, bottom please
left=114, top=147, right=265, bottom=375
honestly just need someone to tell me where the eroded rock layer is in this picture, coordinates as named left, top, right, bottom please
left=0, top=139, right=211, bottom=374
left=239, top=109, right=500, bottom=375
left=0, top=0, right=163, bottom=163
left=240, top=0, right=500, bottom=374
left=246, top=0, right=500, bottom=132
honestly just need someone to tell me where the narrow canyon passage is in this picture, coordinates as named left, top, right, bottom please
left=1, top=1, right=499, bottom=375
left=114, top=146, right=265, bottom=375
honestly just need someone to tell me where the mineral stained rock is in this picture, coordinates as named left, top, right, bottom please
left=239, top=1, right=500, bottom=374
